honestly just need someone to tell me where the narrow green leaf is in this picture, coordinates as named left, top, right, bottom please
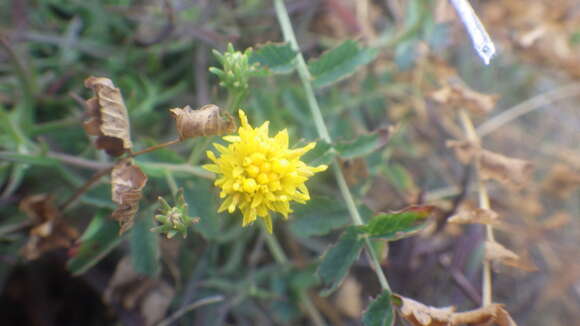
left=362, top=290, right=394, bottom=326
left=335, top=127, right=392, bottom=159
left=308, top=40, right=378, bottom=88
left=67, top=211, right=124, bottom=275
left=130, top=213, right=160, bottom=277
left=301, top=141, right=334, bottom=166
left=289, top=197, right=349, bottom=237
left=360, top=206, right=434, bottom=241
left=250, top=42, right=297, bottom=74
left=0, top=152, right=60, bottom=167
left=318, top=226, right=364, bottom=296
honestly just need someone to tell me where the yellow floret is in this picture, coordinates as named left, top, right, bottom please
left=202, top=109, right=327, bottom=233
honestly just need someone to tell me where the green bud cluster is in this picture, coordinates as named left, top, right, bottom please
left=209, top=43, right=260, bottom=95
left=151, top=189, right=198, bottom=239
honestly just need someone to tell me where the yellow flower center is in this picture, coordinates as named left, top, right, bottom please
left=202, top=109, right=327, bottom=233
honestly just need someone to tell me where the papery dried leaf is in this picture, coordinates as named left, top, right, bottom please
left=19, top=194, right=79, bottom=260
left=84, top=76, right=132, bottom=156
left=485, top=241, right=537, bottom=272
left=447, top=140, right=533, bottom=189
left=541, top=164, right=580, bottom=199
left=104, top=257, right=175, bottom=326
left=430, top=82, right=498, bottom=115
left=449, top=207, right=500, bottom=225
left=451, top=304, right=517, bottom=326
left=111, top=160, right=148, bottom=234
left=170, top=104, right=235, bottom=140
left=393, top=295, right=454, bottom=326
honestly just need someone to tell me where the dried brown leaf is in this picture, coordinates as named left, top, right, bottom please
left=430, top=82, right=498, bottom=116
left=19, top=194, right=79, bottom=260
left=393, top=294, right=518, bottom=326
left=485, top=241, right=537, bottom=272
left=449, top=208, right=500, bottom=226
left=170, top=104, right=236, bottom=140
left=394, top=295, right=455, bottom=326
left=104, top=257, right=174, bottom=326
left=84, top=76, right=132, bottom=156
left=541, top=164, right=580, bottom=199
left=447, top=140, right=534, bottom=189
left=111, top=160, right=148, bottom=234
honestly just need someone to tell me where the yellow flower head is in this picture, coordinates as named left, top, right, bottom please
left=203, top=110, right=327, bottom=233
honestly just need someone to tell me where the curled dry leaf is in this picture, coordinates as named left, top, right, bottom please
left=485, top=241, right=537, bottom=272
left=84, top=76, right=132, bottom=156
left=19, top=194, right=79, bottom=260
left=449, top=207, right=500, bottom=226
left=111, top=160, right=148, bottom=234
left=170, top=104, right=236, bottom=140
left=541, top=164, right=580, bottom=199
left=393, top=294, right=518, bottom=326
left=394, top=295, right=455, bottom=326
left=430, top=82, right=498, bottom=116
left=447, top=140, right=533, bottom=189
left=104, top=257, right=175, bottom=326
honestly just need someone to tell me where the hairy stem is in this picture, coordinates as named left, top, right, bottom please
left=458, top=109, right=494, bottom=306
left=273, top=0, right=391, bottom=291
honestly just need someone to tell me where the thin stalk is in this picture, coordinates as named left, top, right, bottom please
left=273, top=0, right=391, bottom=291
left=458, top=109, right=494, bottom=306
left=262, top=226, right=326, bottom=326
left=130, top=139, right=181, bottom=157
left=59, top=166, right=113, bottom=211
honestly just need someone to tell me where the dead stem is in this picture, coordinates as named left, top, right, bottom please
left=458, top=108, right=495, bottom=306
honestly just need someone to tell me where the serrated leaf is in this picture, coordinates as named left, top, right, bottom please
left=250, top=43, right=297, bottom=74
left=67, top=211, right=124, bottom=275
left=308, top=40, right=378, bottom=88
left=130, top=213, right=160, bottom=277
left=363, top=290, right=394, bottom=326
left=301, top=140, right=334, bottom=166
left=335, top=127, right=392, bottom=159
left=289, top=197, right=349, bottom=237
left=318, top=227, right=364, bottom=296
left=360, top=206, right=434, bottom=241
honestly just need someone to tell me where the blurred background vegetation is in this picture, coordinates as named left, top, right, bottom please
left=0, top=0, right=579, bottom=325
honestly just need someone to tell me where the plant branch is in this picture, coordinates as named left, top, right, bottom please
left=130, top=139, right=181, bottom=157
left=273, top=0, right=391, bottom=291
left=59, top=166, right=113, bottom=211
left=458, top=109, right=494, bottom=306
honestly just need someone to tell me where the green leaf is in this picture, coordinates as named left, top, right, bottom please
left=250, top=43, right=297, bottom=74
left=335, top=128, right=391, bottom=159
left=130, top=213, right=160, bottom=277
left=308, top=40, right=378, bottom=88
left=67, top=211, right=124, bottom=275
left=360, top=206, right=434, bottom=241
left=0, top=152, right=60, bottom=167
left=301, top=140, right=334, bottom=166
left=289, top=197, right=349, bottom=237
left=185, top=179, right=222, bottom=239
left=362, top=290, right=394, bottom=326
left=317, top=226, right=364, bottom=296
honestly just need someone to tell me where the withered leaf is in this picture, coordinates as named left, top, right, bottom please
left=104, top=257, right=175, bottom=326
left=541, top=164, right=580, bottom=199
left=19, top=194, right=79, bottom=260
left=84, top=76, right=132, bottom=156
left=449, top=207, right=500, bottom=226
left=393, top=295, right=455, bottom=326
left=111, top=160, right=148, bottom=234
left=485, top=241, right=537, bottom=272
left=447, top=140, right=533, bottom=189
left=430, top=82, right=498, bottom=116
left=393, top=294, right=518, bottom=326
left=170, top=104, right=236, bottom=140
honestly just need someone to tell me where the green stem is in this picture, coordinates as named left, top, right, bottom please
left=261, top=225, right=326, bottom=326
left=273, top=0, right=391, bottom=291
